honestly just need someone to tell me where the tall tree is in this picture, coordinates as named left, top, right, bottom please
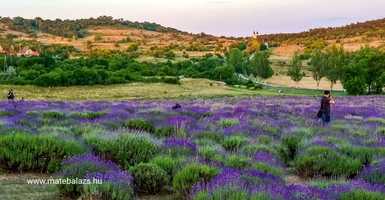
left=288, top=53, right=305, bottom=84
left=309, top=49, right=326, bottom=87
left=249, top=51, right=273, bottom=79
left=324, top=45, right=346, bottom=91
left=225, top=48, right=246, bottom=75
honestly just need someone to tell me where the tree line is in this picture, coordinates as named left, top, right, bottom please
left=0, top=16, right=181, bottom=38
left=0, top=42, right=274, bottom=87
left=287, top=46, right=385, bottom=95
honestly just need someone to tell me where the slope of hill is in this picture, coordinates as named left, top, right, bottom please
left=262, top=18, right=385, bottom=57
left=261, top=18, right=385, bottom=44
left=0, top=17, right=239, bottom=59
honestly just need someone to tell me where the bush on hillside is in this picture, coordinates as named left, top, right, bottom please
left=131, top=163, right=168, bottom=194
left=86, top=134, right=159, bottom=168
left=173, top=164, right=218, bottom=195
left=294, top=146, right=362, bottom=178
left=0, top=133, right=84, bottom=173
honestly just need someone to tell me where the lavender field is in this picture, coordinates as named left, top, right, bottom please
left=1, top=96, right=385, bottom=200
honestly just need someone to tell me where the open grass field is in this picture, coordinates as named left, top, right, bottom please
left=0, top=78, right=346, bottom=101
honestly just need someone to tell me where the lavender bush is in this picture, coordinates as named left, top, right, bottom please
left=1, top=96, right=385, bottom=199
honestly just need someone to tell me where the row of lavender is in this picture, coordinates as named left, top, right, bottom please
left=1, top=96, right=385, bottom=200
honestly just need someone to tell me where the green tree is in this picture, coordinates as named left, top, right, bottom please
left=309, top=49, right=326, bottom=87
left=287, top=53, right=305, bottom=84
left=324, top=46, right=346, bottom=91
left=249, top=51, right=273, bottom=79
left=225, top=48, right=246, bottom=74
left=341, top=47, right=385, bottom=95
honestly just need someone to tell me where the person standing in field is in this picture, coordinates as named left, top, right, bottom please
left=7, top=89, right=15, bottom=101
left=317, top=90, right=335, bottom=125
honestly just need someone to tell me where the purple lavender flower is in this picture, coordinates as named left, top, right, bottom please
left=163, top=137, right=196, bottom=152
left=254, top=151, right=283, bottom=167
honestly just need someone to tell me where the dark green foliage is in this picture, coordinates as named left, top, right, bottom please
left=278, top=135, right=301, bottom=164
left=341, top=47, right=385, bottom=94
left=250, top=51, right=274, bottom=79
left=222, top=135, right=248, bottom=152
left=339, top=146, right=374, bottom=165
left=123, top=119, right=155, bottom=133
left=131, top=163, right=168, bottom=194
left=1, top=16, right=180, bottom=38
left=294, top=146, right=362, bottom=178
left=309, top=49, right=326, bottom=87
left=198, top=146, right=224, bottom=162
left=155, top=127, right=175, bottom=138
left=173, top=164, right=218, bottom=195
left=0, top=111, right=16, bottom=117
left=0, top=133, right=84, bottom=173
left=86, top=135, right=158, bottom=168
left=194, top=132, right=224, bottom=144
left=339, top=190, right=385, bottom=200
left=42, top=111, right=66, bottom=120
left=150, top=155, right=182, bottom=179
left=287, top=53, right=305, bottom=83
left=71, top=112, right=106, bottom=120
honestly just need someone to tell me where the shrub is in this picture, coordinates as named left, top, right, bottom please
left=241, top=144, right=274, bottom=156
left=360, top=160, right=385, bottom=185
left=83, top=182, right=134, bottom=200
left=339, top=189, right=385, bottom=200
left=150, top=155, right=183, bottom=179
left=194, top=132, right=224, bottom=144
left=376, top=127, right=385, bottom=136
left=42, top=111, right=66, bottom=120
left=294, top=146, right=362, bottom=178
left=194, top=187, right=272, bottom=200
left=0, top=133, right=84, bottom=173
left=278, top=135, right=301, bottom=164
left=253, top=162, right=283, bottom=176
left=257, top=135, right=272, bottom=145
left=367, top=118, right=385, bottom=125
left=58, top=155, right=113, bottom=197
left=155, top=127, right=174, bottom=138
left=218, top=118, right=240, bottom=128
left=131, top=163, right=168, bottom=194
left=209, top=187, right=249, bottom=200
left=71, top=111, right=106, bottom=120
left=198, top=146, right=224, bottom=162
left=224, top=155, right=251, bottom=169
left=123, top=119, right=155, bottom=133
left=163, top=137, right=197, bottom=156
left=173, top=164, right=218, bottom=195
left=0, top=111, right=16, bottom=117
left=222, top=135, right=248, bottom=152
left=59, top=154, right=134, bottom=200
left=87, top=134, right=159, bottom=168
left=339, top=146, right=374, bottom=165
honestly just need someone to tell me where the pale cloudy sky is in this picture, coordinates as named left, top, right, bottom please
left=1, top=0, right=384, bottom=36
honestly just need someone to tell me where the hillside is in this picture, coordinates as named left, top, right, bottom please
left=263, top=18, right=385, bottom=57
left=1, top=16, right=385, bottom=59
left=0, top=16, right=238, bottom=59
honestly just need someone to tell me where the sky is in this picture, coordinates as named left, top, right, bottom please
left=1, top=0, right=385, bottom=37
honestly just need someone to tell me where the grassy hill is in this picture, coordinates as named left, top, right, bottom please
left=264, top=18, right=385, bottom=57
left=0, top=16, right=238, bottom=59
